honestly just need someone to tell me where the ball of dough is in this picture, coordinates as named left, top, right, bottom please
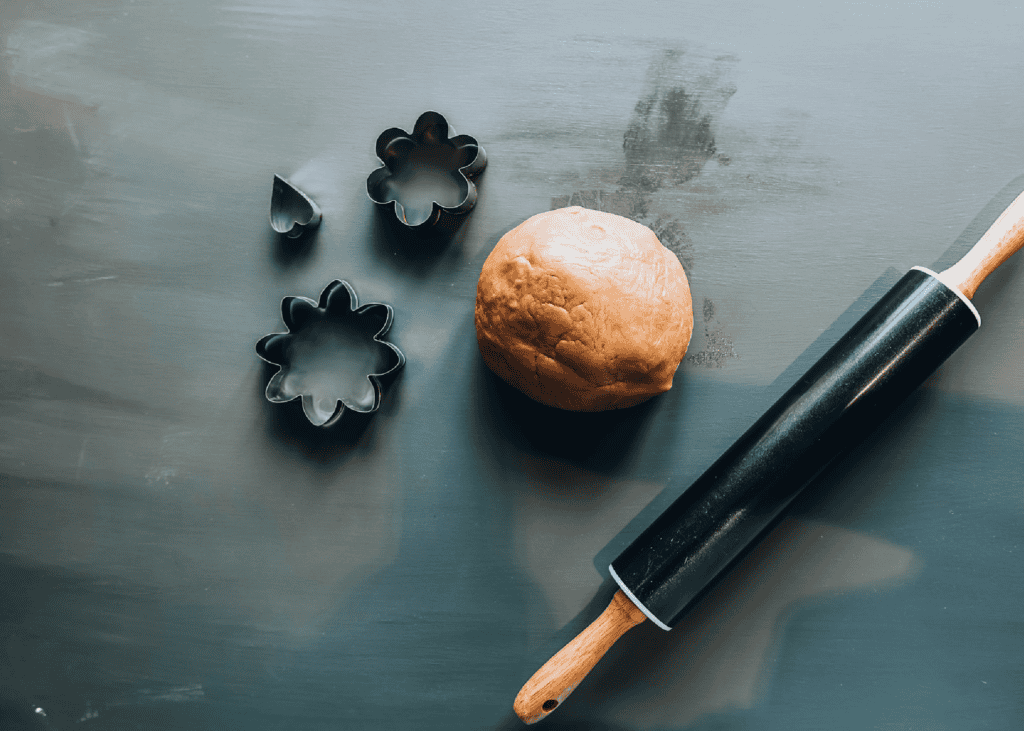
left=475, top=207, right=693, bottom=411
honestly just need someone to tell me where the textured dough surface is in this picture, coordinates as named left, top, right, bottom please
left=475, top=207, right=693, bottom=411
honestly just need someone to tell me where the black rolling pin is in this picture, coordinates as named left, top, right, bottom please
left=514, top=190, right=1024, bottom=723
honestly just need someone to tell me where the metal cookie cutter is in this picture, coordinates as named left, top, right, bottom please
left=366, top=111, right=487, bottom=232
left=270, top=174, right=322, bottom=238
left=256, top=280, right=405, bottom=427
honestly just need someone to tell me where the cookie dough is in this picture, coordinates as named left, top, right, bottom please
left=475, top=207, right=693, bottom=411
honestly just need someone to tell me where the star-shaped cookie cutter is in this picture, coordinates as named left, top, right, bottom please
left=255, top=280, right=405, bottom=427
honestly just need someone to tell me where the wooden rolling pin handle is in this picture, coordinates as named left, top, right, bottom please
left=513, top=590, right=647, bottom=724
left=939, top=189, right=1024, bottom=299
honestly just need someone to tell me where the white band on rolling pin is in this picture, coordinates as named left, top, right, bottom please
left=607, top=564, right=672, bottom=631
left=912, top=266, right=982, bottom=327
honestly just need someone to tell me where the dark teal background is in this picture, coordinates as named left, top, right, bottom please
left=2, top=2, right=1023, bottom=728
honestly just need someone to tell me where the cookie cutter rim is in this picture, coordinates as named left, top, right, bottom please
left=365, top=110, right=487, bottom=231
left=255, top=279, right=406, bottom=427
left=270, top=174, right=323, bottom=239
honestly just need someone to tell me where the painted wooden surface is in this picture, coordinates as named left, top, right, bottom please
left=1, top=1, right=1023, bottom=729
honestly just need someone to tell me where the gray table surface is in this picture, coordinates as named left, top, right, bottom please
left=2, top=2, right=1023, bottom=729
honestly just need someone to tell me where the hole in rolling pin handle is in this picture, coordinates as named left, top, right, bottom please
left=542, top=700, right=559, bottom=712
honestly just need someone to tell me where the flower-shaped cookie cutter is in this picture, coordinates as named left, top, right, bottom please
left=270, top=174, right=322, bottom=238
left=366, top=111, right=486, bottom=231
left=256, top=280, right=405, bottom=427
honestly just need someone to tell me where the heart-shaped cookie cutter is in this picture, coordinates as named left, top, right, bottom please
left=270, top=174, right=322, bottom=238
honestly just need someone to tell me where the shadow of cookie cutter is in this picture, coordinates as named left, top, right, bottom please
left=270, top=174, right=322, bottom=238
left=366, top=111, right=486, bottom=232
left=255, top=280, right=405, bottom=427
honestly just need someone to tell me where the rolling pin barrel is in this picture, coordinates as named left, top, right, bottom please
left=610, top=267, right=980, bottom=628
